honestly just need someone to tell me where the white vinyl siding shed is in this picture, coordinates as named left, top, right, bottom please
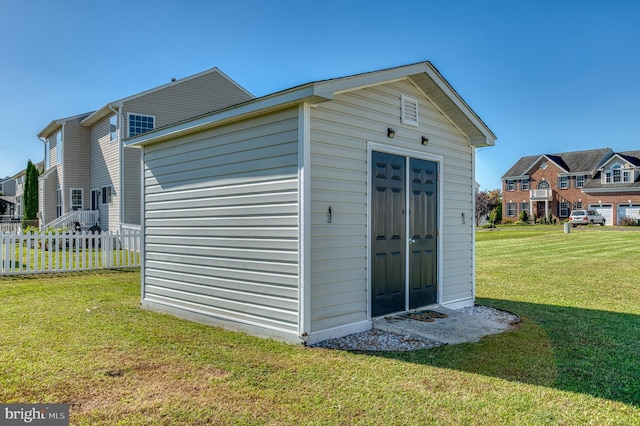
left=142, top=108, right=301, bottom=336
left=127, top=62, right=496, bottom=344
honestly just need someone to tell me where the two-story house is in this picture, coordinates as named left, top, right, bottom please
left=0, top=176, right=16, bottom=218
left=502, top=148, right=640, bottom=225
left=0, top=162, right=44, bottom=221
left=36, top=68, right=254, bottom=231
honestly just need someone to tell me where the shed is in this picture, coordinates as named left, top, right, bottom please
left=125, top=61, right=496, bottom=344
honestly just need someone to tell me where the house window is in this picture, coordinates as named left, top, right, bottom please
left=506, top=180, right=516, bottom=191
left=603, top=163, right=629, bottom=184
left=128, top=113, right=155, bottom=137
left=559, top=176, right=569, bottom=189
left=110, top=114, right=118, bottom=141
left=574, top=201, right=583, bottom=210
left=613, top=166, right=621, bottom=183
left=537, top=180, right=550, bottom=189
left=55, top=130, right=62, bottom=165
left=575, top=175, right=585, bottom=188
left=521, top=179, right=529, bottom=190
left=401, top=95, right=419, bottom=126
left=520, top=202, right=529, bottom=214
left=70, top=188, right=83, bottom=211
left=507, top=202, right=516, bottom=217
left=44, top=140, right=50, bottom=169
left=559, top=201, right=570, bottom=217
left=56, top=188, right=62, bottom=218
left=101, top=186, right=113, bottom=204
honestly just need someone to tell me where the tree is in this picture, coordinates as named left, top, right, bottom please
left=475, top=191, right=491, bottom=226
left=487, top=189, right=502, bottom=210
left=23, top=160, right=39, bottom=226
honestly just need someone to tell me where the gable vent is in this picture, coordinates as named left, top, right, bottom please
left=401, top=95, right=419, bottom=126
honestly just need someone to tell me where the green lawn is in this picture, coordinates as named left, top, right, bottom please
left=1, top=229, right=639, bottom=425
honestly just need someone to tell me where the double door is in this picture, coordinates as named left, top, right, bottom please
left=371, top=151, right=438, bottom=317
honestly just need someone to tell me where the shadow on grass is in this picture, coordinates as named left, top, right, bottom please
left=377, top=298, right=640, bottom=407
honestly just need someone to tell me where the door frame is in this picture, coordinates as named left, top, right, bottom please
left=367, top=142, right=444, bottom=319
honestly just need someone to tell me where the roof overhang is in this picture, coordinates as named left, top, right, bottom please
left=582, top=187, right=640, bottom=194
left=596, top=153, right=638, bottom=171
left=502, top=175, right=529, bottom=180
left=81, top=102, right=122, bottom=127
left=125, top=85, right=330, bottom=147
left=522, top=154, right=569, bottom=175
left=126, top=61, right=497, bottom=148
left=37, top=121, right=62, bottom=139
left=37, top=111, right=94, bottom=139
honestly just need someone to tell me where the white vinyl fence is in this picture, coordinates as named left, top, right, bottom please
left=0, top=229, right=140, bottom=275
left=0, top=222, right=21, bottom=234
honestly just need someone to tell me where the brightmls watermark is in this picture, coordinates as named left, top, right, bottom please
left=1, top=404, right=68, bottom=425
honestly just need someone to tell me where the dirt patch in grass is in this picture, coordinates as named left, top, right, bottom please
left=65, top=352, right=228, bottom=416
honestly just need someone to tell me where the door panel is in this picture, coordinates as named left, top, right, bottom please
left=371, top=151, right=406, bottom=317
left=370, top=151, right=438, bottom=317
left=409, top=158, right=438, bottom=308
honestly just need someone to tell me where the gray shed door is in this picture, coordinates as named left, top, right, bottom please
left=371, top=151, right=438, bottom=317
left=408, top=157, right=438, bottom=309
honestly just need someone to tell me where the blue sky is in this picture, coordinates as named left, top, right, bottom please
left=1, top=0, right=639, bottom=190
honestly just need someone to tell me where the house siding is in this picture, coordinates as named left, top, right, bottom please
left=62, top=118, right=90, bottom=211
left=142, top=107, right=300, bottom=336
left=89, top=116, right=120, bottom=231
left=117, top=69, right=253, bottom=228
left=40, top=169, right=59, bottom=226
left=121, top=70, right=253, bottom=134
left=308, top=79, right=475, bottom=333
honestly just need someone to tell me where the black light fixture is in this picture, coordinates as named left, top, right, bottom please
left=387, top=128, right=395, bottom=138
left=421, top=136, right=429, bottom=145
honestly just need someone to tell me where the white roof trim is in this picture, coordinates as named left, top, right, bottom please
left=598, top=153, right=636, bottom=170
left=37, top=111, right=93, bottom=139
left=126, top=61, right=497, bottom=148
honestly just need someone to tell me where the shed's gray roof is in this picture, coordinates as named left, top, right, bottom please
left=502, top=148, right=612, bottom=179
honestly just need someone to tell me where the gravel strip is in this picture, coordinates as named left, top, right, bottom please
left=309, top=305, right=519, bottom=352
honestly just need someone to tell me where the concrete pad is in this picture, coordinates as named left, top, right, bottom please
left=372, top=307, right=514, bottom=345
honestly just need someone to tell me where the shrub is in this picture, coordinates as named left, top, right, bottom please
left=619, top=216, right=640, bottom=226
left=518, top=210, right=529, bottom=223
left=489, top=205, right=502, bottom=225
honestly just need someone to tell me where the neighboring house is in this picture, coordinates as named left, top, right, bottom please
left=0, top=176, right=16, bottom=219
left=0, top=196, right=14, bottom=219
left=0, top=162, right=44, bottom=220
left=502, top=148, right=640, bottom=225
left=1, top=176, right=16, bottom=198
left=126, top=61, right=497, bottom=344
left=13, top=161, right=44, bottom=220
left=36, top=68, right=254, bottom=231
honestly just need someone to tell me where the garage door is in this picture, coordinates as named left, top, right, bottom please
left=589, top=204, right=613, bottom=226
left=618, top=204, right=640, bottom=224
